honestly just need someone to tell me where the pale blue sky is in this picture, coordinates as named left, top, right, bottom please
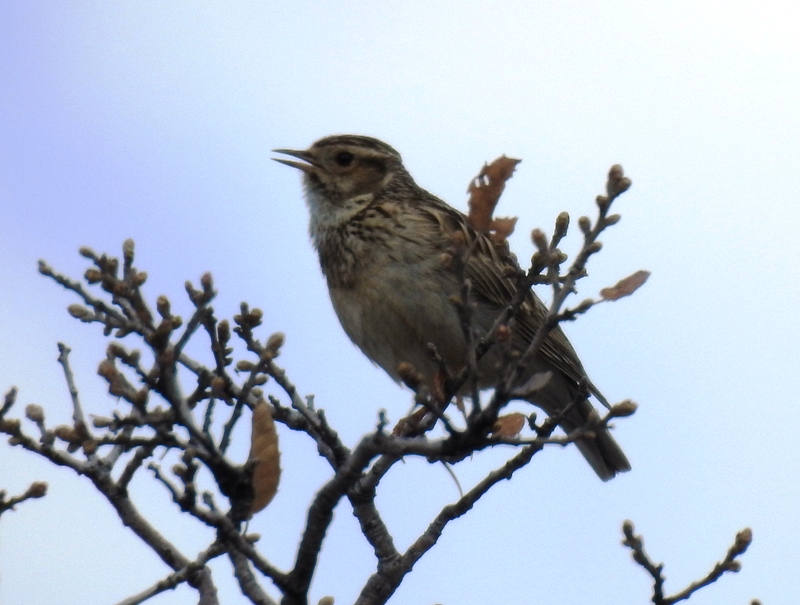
left=1, top=2, right=798, bottom=604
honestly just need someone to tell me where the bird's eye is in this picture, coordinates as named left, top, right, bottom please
left=335, top=151, right=354, bottom=167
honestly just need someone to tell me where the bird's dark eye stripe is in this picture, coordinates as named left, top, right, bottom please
left=336, top=151, right=355, bottom=166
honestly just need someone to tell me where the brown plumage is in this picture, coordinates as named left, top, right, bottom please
left=274, top=135, right=630, bottom=480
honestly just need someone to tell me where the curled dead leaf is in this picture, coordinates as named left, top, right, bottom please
left=466, top=155, right=521, bottom=243
left=600, top=270, right=650, bottom=301
left=492, top=413, right=526, bottom=438
left=248, top=401, right=280, bottom=515
left=490, top=216, right=518, bottom=241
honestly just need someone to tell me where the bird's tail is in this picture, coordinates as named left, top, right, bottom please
left=561, top=398, right=631, bottom=481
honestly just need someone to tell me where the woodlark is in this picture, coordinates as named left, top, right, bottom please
left=274, top=135, right=630, bottom=480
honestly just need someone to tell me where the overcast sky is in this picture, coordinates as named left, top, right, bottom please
left=1, top=2, right=798, bottom=604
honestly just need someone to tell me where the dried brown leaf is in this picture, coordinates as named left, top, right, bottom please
left=490, top=216, right=518, bottom=241
left=600, top=270, right=650, bottom=301
left=467, top=155, right=521, bottom=242
left=248, top=401, right=280, bottom=515
left=492, top=412, right=526, bottom=438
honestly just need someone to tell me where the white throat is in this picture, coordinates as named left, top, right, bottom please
left=304, top=187, right=375, bottom=238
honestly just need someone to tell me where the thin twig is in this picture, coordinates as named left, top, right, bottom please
left=355, top=441, right=545, bottom=605
left=228, top=547, right=278, bottom=605
left=114, top=541, right=227, bottom=605
left=0, top=482, right=48, bottom=518
left=622, top=521, right=754, bottom=605
left=1, top=387, right=18, bottom=420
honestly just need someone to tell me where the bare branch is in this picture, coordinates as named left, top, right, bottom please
left=228, top=548, right=278, bottom=605
left=1, top=387, right=17, bottom=420
left=57, top=343, right=87, bottom=428
left=4, top=163, right=651, bottom=605
left=0, top=482, right=48, bottom=519
left=114, top=542, right=226, bottom=605
left=355, top=440, right=545, bottom=605
left=622, top=520, right=754, bottom=605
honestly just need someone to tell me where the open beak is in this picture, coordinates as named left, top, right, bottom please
left=272, top=148, right=320, bottom=173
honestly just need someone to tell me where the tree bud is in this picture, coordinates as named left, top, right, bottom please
left=28, top=481, right=48, bottom=498
left=122, top=239, right=135, bottom=263
left=68, top=305, right=91, bottom=320
left=266, top=332, right=284, bottom=352
left=610, top=400, right=638, bottom=417
left=92, top=416, right=112, bottom=428
left=531, top=228, right=548, bottom=251
left=84, top=269, right=102, bottom=283
left=156, top=295, right=171, bottom=318
left=734, top=528, right=753, bottom=552
left=555, top=211, right=570, bottom=237
left=25, top=404, right=45, bottom=423
left=217, top=320, right=231, bottom=342
left=54, top=425, right=76, bottom=442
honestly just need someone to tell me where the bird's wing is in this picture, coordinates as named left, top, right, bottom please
left=417, top=193, right=606, bottom=402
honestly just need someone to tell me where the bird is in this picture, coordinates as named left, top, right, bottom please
left=273, top=135, right=630, bottom=481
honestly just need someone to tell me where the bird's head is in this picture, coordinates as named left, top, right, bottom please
left=273, top=135, right=409, bottom=204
